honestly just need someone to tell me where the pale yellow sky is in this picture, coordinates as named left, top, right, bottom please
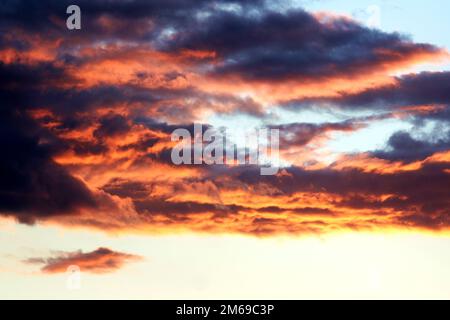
left=1, top=218, right=449, bottom=299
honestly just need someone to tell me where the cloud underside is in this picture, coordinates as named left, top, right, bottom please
left=24, top=247, right=142, bottom=274
left=0, top=0, right=449, bottom=236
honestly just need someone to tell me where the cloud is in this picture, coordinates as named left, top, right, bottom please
left=270, top=121, right=361, bottom=149
left=373, top=131, right=450, bottom=162
left=0, top=79, right=96, bottom=223
left=164, top=9, right=444, bottom=82
left=292, top=71, right=450, bottom=110
left=0, top=0, right=449, bottom=236
left=24, top=247, right=142, bottom=274
left=93, top=113, right=131, bottom=139
left=0, top=0, right=265, bottom=44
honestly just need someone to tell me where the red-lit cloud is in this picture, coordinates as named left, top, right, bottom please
left=24, top=248, right=142, bottom=274
left=0, top=0, right=449, bottom=236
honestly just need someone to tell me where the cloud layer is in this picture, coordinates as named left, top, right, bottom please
left=0, top=0, right=449, bottom=235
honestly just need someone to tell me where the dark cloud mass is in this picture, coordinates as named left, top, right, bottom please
left=297, top=71, right=450, bottom=110
left=373, top=131, right=450, bottom=162
left=0, top=0, right=449, bottom=234
left=165, top=9, right=441, bottom=81
left=0, top=67, right=97, bottom=223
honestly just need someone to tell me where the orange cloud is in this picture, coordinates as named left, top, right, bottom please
left=24, top=248, right=142, bottom=274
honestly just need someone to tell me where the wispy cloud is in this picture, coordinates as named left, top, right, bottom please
left=24, top=248, right=142, bottom=274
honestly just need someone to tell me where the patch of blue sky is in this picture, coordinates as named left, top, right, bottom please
left=296, top=0, right=450, bottom=71
left=327, top=117, right=413, bottom=153
left=207, top=0, right=450, bottom=155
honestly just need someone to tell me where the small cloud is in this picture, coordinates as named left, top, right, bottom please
left=23, top=247, right=142, bottom=274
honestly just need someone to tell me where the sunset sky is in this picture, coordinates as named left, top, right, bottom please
left=1, top=0, right=449, bottom=299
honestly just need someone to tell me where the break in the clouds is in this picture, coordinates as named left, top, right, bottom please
left=0, top=0, right=449, bottom=235
left=24, top=248, right=142, bottom=274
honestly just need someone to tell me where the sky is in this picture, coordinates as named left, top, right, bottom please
left=0, top=0, right=449, bottom=299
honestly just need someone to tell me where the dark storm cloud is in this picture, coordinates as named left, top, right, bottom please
left=0, top=61, right=79, bottom=91
left=0, top=97, right=97, bottom=223
left=0, top=0, right=262, bottom=25
left=372, top=131, right=450, bottom=162
left=2, top=1, right=441, bottom=82
left=165, top=9, right=441, bottom=81
left=0, top=59, right=233, bottom=216
left=0, top=0, right=265, bottom=44
left=0, top=0, right=448, bottom=235
left=0, top=63, right=126, bottom=223
left=93, top=113, right=131, bottom=139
